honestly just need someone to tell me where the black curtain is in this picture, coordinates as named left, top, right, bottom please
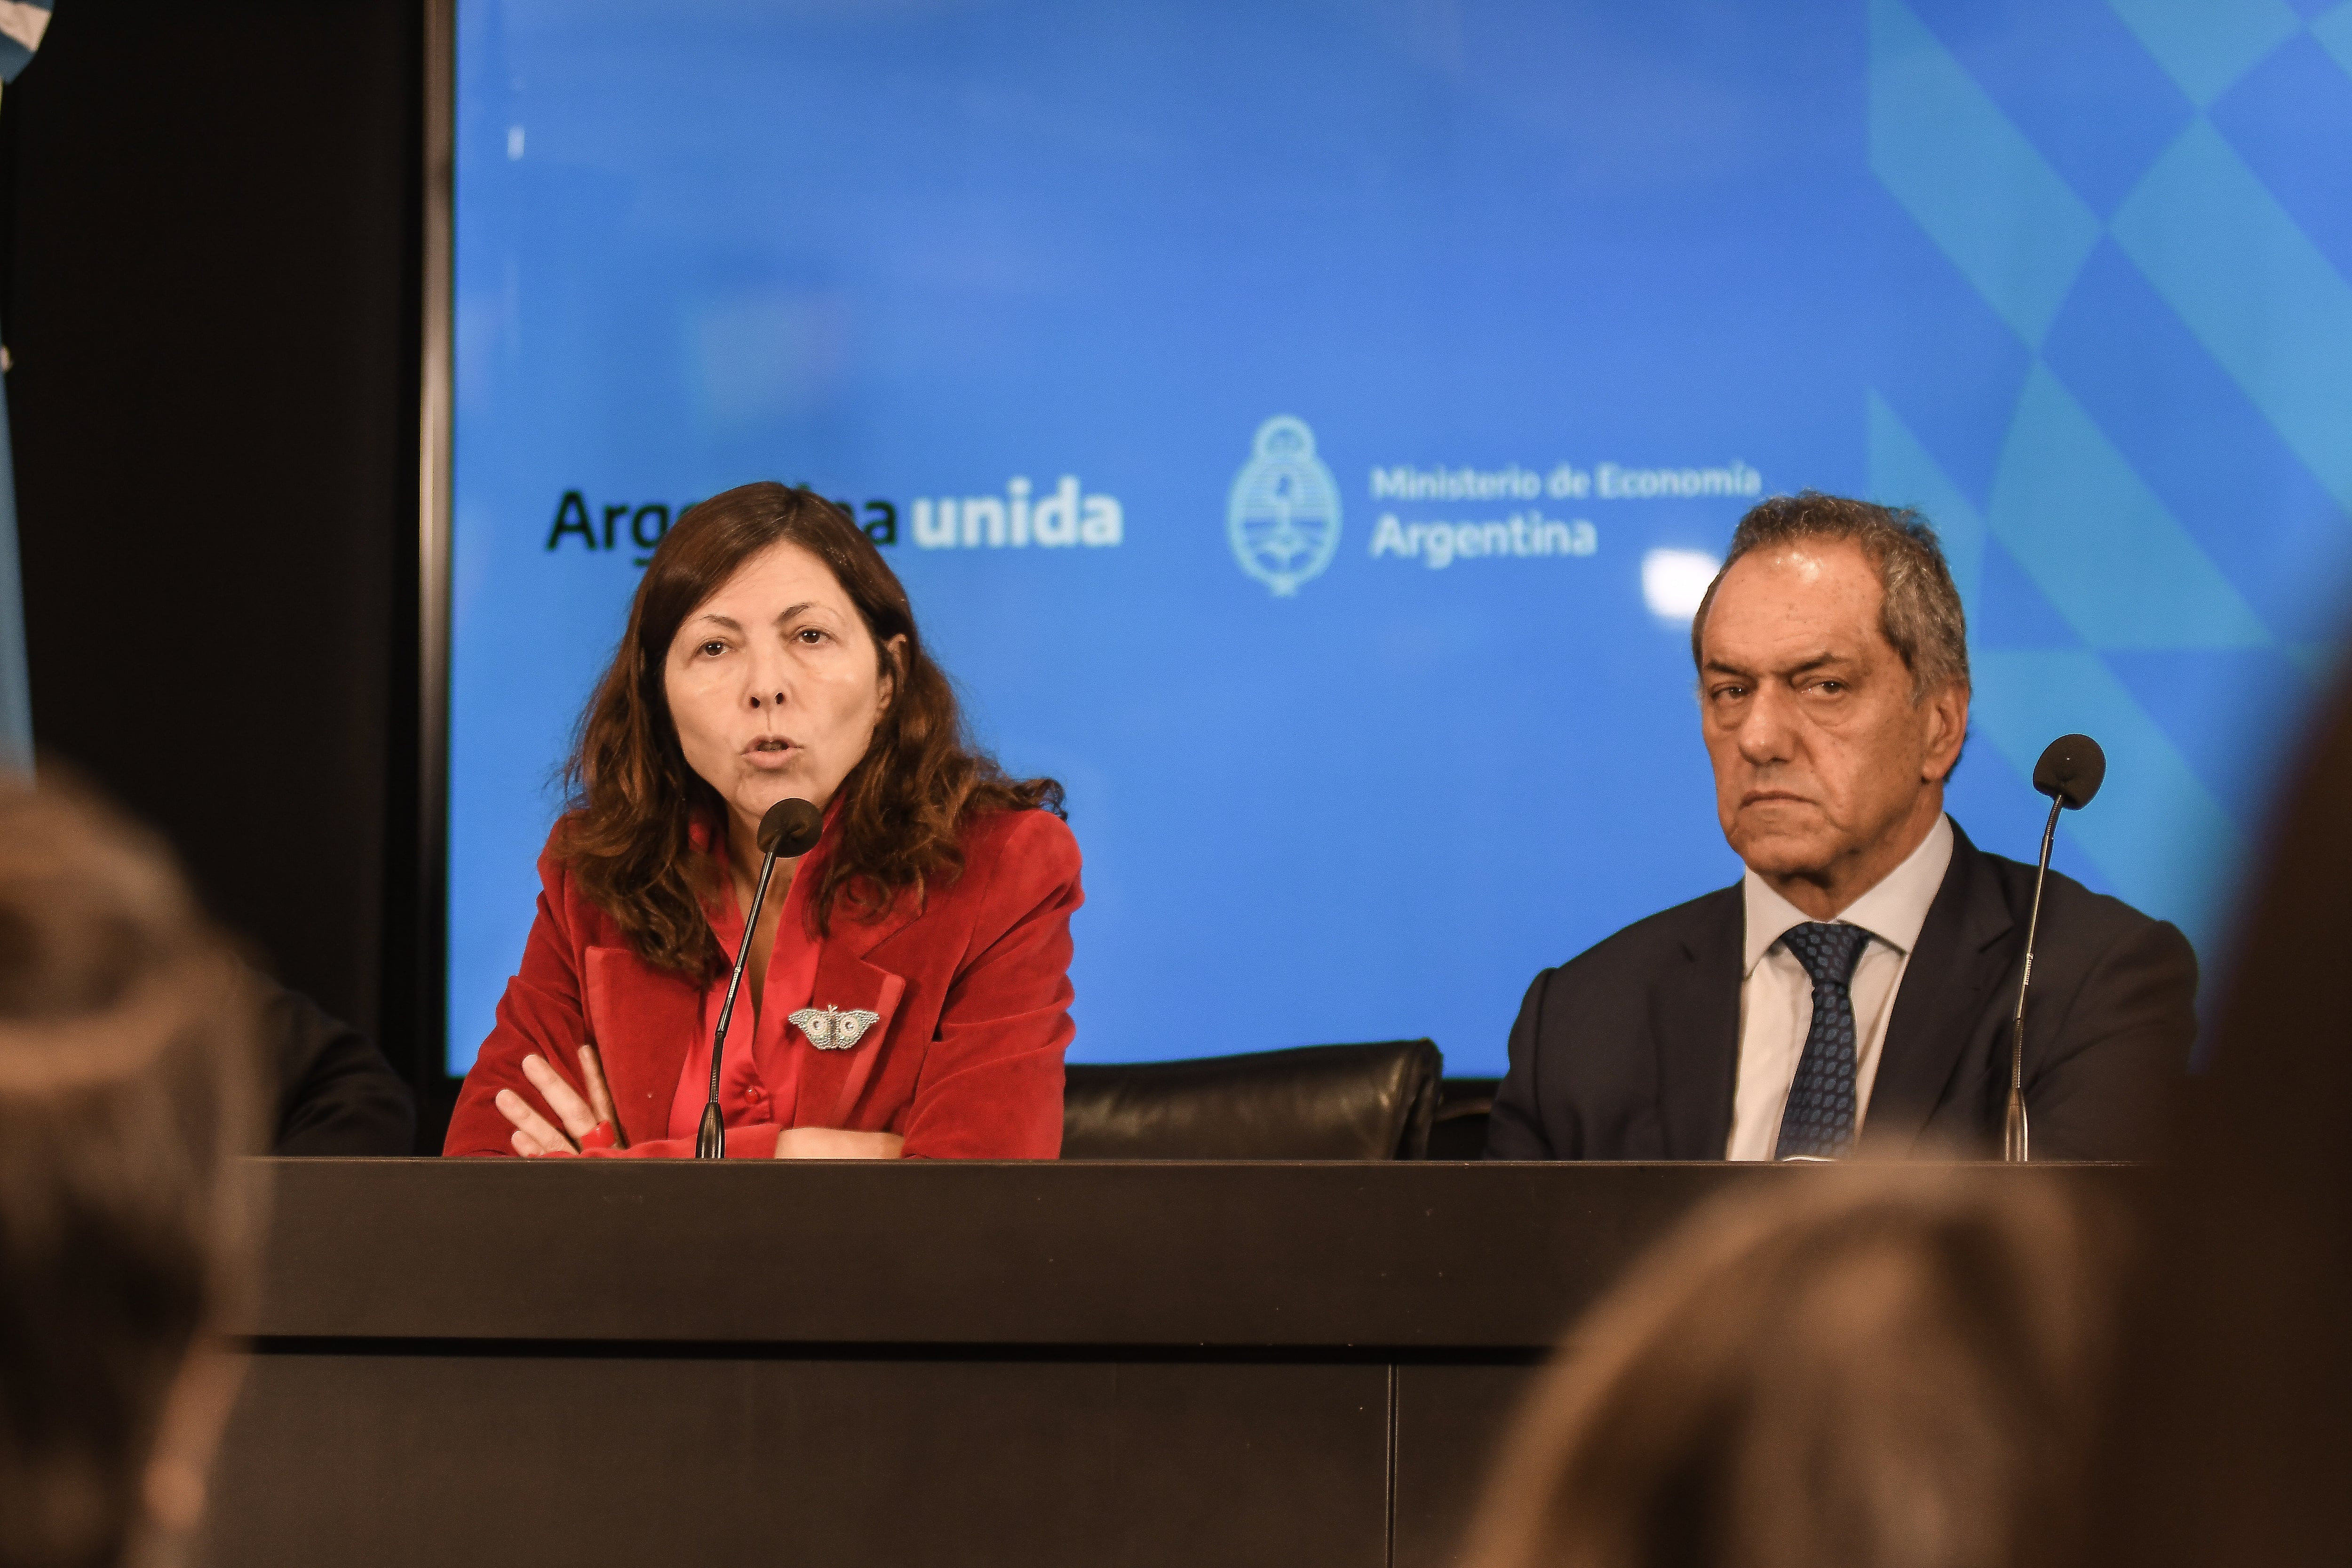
left=0, top=0, right=428, bottom=1127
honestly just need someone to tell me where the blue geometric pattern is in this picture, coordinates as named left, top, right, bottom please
left=2314, top=2, right=2352, bottom=77
left=1866, top=0, right=2352, bottom=963
left=1987, top=366, right=2271, bottom=649
left=2111, top=0, right=2301, bottom=104
left=1775, top=923, right=1871, bottom=1161
left=1971, top=649, right=2244, bottom=938
left=2111, top=121, right=2352, bottom=512
left=1869, top=393, right=1987, bottom=606
left=1869, top=0, right=2103, bottom=347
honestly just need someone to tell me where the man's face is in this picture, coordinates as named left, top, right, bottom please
left=1698, top=539, right=1966, bottom=896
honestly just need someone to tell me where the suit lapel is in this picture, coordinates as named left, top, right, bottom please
left=1863, top=824, right=2013, bottom=1153
left=581, top=946, right=700, bottom=1144
left=1656, top=888, right=1745, bottom=1159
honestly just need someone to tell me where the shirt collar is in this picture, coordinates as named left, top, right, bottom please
left=1740, top=813, right=1955, bottom=976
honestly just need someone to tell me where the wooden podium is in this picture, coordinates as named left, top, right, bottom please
left=202, top=1159, right=2134, bottom=1568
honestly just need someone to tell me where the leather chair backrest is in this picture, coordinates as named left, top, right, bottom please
left=1424, top=1076, right=1499, bottom=1161
left=1060, top=1040, right=1444, bottom=1160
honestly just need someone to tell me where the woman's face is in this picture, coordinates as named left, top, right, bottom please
left=663, top=539, right=901, bottom=840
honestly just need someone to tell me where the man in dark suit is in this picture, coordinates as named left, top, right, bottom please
left=263, top=980, right=416, bottom=1155
left=1487, top=493, right=2196, bottom=1162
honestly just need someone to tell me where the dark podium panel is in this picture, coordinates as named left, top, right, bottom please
left=202, top=1160, right=2137, bottom=1568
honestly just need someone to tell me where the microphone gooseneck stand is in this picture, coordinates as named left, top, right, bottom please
left=696, top=796, right=826, bottom=1159
left=2004, top=733, right=2108, bottom=1163
left=2003, top=795, right=2064, bottom=1162
left=696, top=848, right=780, bottom=1159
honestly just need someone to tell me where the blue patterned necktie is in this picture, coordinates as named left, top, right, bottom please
left=1773, top=921, right=1872, bottom=1160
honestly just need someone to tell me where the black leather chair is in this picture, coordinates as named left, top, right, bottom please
left=1424, top=1077, right=1499, bottom=1160
left=1060, top=1040, right=1444, bottom=1160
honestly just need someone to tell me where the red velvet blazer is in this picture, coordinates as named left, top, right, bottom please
left=445, top=806, right=1081, bottom=1159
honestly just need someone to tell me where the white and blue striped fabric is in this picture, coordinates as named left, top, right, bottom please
left=0, top=1, right=51, bottom=84
left=0, top=0, right=48, bottom=769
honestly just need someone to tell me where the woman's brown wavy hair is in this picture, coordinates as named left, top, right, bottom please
left=559, top=481, right=1064, bottom=979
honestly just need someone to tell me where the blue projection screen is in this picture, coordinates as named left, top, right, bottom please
left=447, top=0, right=2352, bottom=1075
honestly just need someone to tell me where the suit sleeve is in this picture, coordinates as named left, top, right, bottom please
left=898, top=812, right=1082, bottom=1161
left=266, top=982, right=417, bottom=1156
left=443, top=845, right=600, bottom=1158
left=1484, top=968, right=1560, bottom=1159
left=2023, top=917, right=2197, bottom=1161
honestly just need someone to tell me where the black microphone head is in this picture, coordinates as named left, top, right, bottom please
left=756, top=797, right=824, bottom=857
left=2031, top=733, right=2106, bottom=810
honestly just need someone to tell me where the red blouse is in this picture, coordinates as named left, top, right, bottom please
left=445, top=806, right=1082, bottom=1159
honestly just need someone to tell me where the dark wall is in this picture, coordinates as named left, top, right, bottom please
left=1, top=2, right=425, bottom=1106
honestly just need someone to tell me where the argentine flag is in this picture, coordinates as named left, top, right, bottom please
left=0, top=0, right=50, bottom=772
left=0, top=2, right=46, bottom=83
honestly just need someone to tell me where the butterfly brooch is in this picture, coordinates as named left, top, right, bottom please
left=789, top=1004, right=882, bottom=1052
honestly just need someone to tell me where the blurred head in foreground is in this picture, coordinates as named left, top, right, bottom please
left=1465, top=1168, right=2122, bottom=1568
left=0, top=776, right=265, bottom=1568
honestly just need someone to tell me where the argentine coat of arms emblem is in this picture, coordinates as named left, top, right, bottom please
left=1227, top=416, right=1342, bottom=596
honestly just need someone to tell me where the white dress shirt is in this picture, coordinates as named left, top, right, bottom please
left=1724, top=814, right=1955, bottom=1161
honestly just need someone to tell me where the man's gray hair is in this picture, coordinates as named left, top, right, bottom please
left=1690, top=491, right=1971, bottom=701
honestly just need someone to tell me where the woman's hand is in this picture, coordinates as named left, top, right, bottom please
left=496, top=1047, right=622, bottom=1157
left=773, top=1127, right=905, bottom=1160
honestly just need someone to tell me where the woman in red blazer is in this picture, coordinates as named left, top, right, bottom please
left=445, top=482, right=1081, bottom=1160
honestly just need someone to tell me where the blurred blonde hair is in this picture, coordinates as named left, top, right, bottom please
left=0, top=773, right=266, bottom=1568
left=1463, top=1167, right=2123, bottom=1568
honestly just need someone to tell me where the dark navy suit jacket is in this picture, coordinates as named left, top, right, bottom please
left=1484, top=822, right=2196, bottom=1161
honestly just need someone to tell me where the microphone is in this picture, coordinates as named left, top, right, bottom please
left=695, top=796, right=826, bottom=1159
left=2004, top=734, right=2107, bottom=1162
